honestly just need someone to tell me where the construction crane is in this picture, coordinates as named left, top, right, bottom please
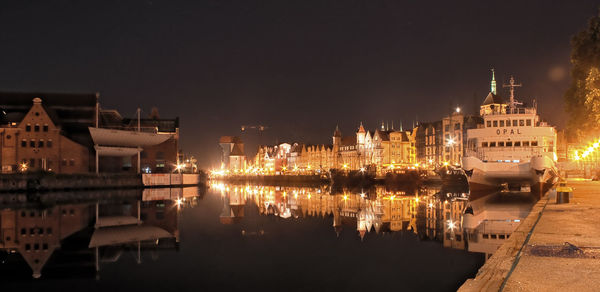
left=241, top=125, right=268, bottom=132
left=241, top=124, right=269, bottom=153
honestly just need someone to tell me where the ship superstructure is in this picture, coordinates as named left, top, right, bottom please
left=462, top=70, right=558, bottom=191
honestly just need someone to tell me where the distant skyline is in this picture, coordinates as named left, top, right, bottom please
left=1, top=1, right=598, bottom=167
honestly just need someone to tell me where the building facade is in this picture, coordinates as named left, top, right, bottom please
left=0, top=97, right=93, bottom=173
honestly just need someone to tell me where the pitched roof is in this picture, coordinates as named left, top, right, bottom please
left=341, top=136, right=355, bottom=146
left=230, top=143, right=245, bottom=156
left=0, top=92, right=97, bottom=147
left=219, top=136, right=241, bottom=143
left=482, top=92, right=504, bottom=105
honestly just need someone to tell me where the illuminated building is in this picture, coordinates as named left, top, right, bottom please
left=0, top=95, right=96, bottom=173
left=219, top=136, right=246, bottom=171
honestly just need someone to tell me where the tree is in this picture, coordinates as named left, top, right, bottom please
left=565, top=9, right=600, bottom=139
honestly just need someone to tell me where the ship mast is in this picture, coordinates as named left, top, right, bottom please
left=503, top=76, right=522, bottom=109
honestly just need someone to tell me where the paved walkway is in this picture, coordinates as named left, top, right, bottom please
left=459, top=179, right=600, bottom=292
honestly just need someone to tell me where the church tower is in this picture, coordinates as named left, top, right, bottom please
left=333, top=125, right=342, bottom=168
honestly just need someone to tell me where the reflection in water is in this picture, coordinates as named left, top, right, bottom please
left=0, top=187, right=204, bottom=280
left=0, top=183, right=537, bottom=289
left=212, top=183, right=537, bottom=258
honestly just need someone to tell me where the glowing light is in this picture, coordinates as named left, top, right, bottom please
left=359, top=167, right=365, bottom=173
left=443, top=161, right=449, bottom=166
left=19, top=163, right=28, bottom=172
left=428, top=159, right=433, bottom=164
left=342, top=164, right=348, bottom=169
left=360, top=193, right=365, bottom=198
left=447, top=221, right=456, bottom=230
left=281, top=166, right=287, bottom=172
left=428, top=203, right=433, bottom=208
left=456, top=107, right=461, bottom=113
left=446, top=138, right=455, bottom=146
left=415, top=197, right=419, bottom=203
left=414, top=163, right=419, bottom=167
left=594, top=142, right=599, bottom=148
left=343, top=195, right=348, bottom=201
left=307, top=194, right=311, bottom=199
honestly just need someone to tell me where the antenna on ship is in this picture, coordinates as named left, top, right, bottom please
left=490, top=68, right=497, bottom=95
left=503, top=76, right=522, bottom=109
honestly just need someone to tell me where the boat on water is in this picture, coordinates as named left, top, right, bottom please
left=462, top=71, right=559, bottom=192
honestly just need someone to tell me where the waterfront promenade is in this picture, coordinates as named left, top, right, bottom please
left=460, top=179, right=600, bottom=291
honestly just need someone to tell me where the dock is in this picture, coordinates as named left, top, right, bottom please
left=459, top=179, right=600, bottom=291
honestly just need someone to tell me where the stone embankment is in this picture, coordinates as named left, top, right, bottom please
left=0, top=173, right=206, bottom=192
left=459, top=179, right=600, bottom=291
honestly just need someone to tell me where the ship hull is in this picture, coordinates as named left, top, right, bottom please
left=462, top=156, right=558, bottom=192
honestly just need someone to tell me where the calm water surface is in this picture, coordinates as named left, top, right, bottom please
left=0, top=183, right=539, bottom=291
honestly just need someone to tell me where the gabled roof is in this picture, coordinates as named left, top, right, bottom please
left=482, top=92, right=503, bottom=105
left=0, top=92, right=98, bottom=147
left=230, top=143, right=245, bottom=156
left=374, top=129, right=391, bottom=141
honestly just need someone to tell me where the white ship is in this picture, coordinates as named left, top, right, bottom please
left=462, top=70, right=558, bottom=192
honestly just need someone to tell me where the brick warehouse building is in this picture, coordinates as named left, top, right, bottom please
left=0, top=92, right=180, bottom=174
left=0, top=93, right=97, bottom=173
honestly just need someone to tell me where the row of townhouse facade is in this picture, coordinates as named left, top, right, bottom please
left=248, top=122, right=417, bottom=172
left=220, top=109, right=485, bottom=173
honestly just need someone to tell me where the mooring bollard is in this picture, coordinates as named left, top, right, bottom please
left=555, top=180, right=572, bottom=204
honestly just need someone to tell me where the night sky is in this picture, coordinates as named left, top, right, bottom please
left=1, top=1, right=598, bottom=167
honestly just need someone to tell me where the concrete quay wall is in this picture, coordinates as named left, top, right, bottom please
left=459, top=180, right=600, bottom=292
left=0, top=173, right=206, bottom=192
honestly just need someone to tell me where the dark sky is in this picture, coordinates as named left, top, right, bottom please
left=1, top=1, right=598, bottom=168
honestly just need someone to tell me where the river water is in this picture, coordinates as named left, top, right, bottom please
left=0, top=183, right=539, bottom=291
